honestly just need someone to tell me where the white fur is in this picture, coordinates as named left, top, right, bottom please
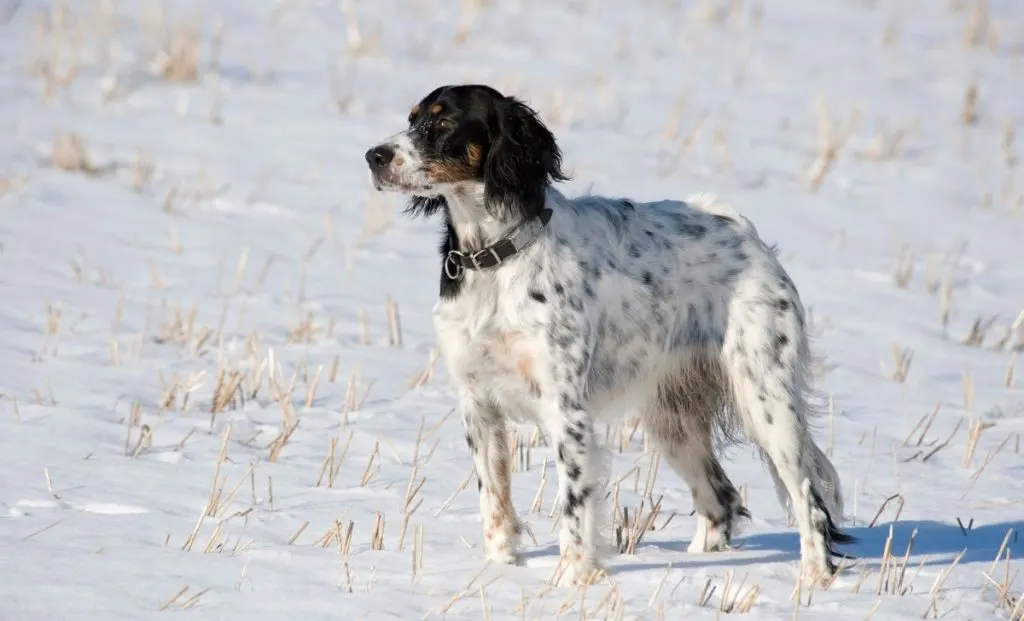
left=370, top=119, right=850, bottom=588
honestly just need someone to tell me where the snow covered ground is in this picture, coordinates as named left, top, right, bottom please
left=1, top=0, right=1022, bottom=619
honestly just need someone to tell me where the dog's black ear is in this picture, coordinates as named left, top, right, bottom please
left=484, top=96, right=568, bottom=219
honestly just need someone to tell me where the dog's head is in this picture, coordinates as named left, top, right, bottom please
left=364, top=84, right=568, bottom=220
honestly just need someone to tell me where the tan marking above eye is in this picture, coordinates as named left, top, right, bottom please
left=430, top=103, right=443, bottom=114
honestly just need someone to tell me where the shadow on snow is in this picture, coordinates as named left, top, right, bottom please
left=572, top=519, right=1022, bottom=576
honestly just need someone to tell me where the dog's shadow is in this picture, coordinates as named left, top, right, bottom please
left=522, top=519, right=1023, bottom=575
left=740, top=519, right=1022, bottom=566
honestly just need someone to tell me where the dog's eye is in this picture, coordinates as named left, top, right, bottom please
left=437, top=118, right=455, bottom=130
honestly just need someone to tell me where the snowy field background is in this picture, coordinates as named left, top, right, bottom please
left=1, top=0, right=1022, bottom=619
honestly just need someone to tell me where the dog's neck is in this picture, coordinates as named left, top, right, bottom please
left=443, top=182, right=535, bottom=251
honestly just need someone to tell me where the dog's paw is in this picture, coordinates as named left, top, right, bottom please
left=799, top=557, right=838, bottom=589
left=551, top=555, right=606, bottom=587
left=687, top=526, right=733, bottom=553
left=484, top=548, right=520, bottom=566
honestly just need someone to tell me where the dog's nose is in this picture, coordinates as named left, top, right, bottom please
left=365, top=145, right=395, bottom=171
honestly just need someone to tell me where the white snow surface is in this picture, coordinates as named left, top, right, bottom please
left=1, top=0, right=1023, bottom=619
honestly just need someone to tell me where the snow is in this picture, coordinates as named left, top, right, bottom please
left=1, top=0, right=1022, bottom=619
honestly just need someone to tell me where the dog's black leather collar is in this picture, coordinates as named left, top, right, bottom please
left=443, top=209, right=553, bottom=281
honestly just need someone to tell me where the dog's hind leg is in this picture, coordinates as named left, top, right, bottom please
left=642, top=372, right=749, bottom=554
left=722, top=280, right=852, bottom=582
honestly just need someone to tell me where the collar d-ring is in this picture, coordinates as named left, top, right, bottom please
left=444, top=250, right=466, bottom=280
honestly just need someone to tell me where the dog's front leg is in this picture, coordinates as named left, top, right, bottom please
left=541, top=391, right=603, bottom=586
left=459, top=392, right=521, bottom=564
left=532, top=364, right=602, bottom=590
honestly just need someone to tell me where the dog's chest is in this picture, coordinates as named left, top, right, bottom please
left=433, top=283, right=547, bottom=411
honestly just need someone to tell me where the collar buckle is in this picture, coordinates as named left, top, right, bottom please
left=470, top=246, right=502, bottom=269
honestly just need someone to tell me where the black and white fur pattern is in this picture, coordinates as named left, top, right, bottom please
left=365, top=84, right=853, bottom=586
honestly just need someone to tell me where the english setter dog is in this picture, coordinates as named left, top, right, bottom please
left=365, top=84, right=853, bottom=586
